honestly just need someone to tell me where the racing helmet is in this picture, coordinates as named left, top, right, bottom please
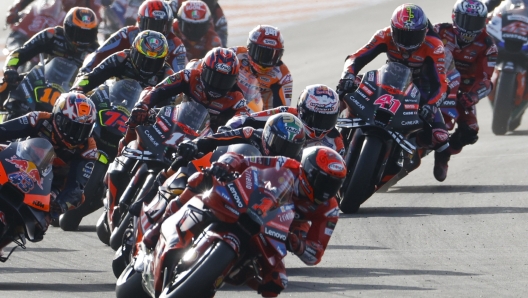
left=130, top=30, right=169, bottom=78
left=261, top=112, right=306, bottom=159
left=177, top=0, right=212, bottom=42
left=300, top=146, right=346, bottom=203
left=201, top=47, right=239, bottom=99
left=52, top=92, right=97, bottom=147
left=63, top=7, right=98, bottom=49
left=390, top=4, right=428, bottom=51
left=247, top=25, right=284, bottom=73
left=137, top=0, right=174, bottom=35
left=452, top=0, right=488, bottom=44
left=297, top=84, right=340, bottom=140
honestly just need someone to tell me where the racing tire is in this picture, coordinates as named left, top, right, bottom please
left=492, top=71, right=516, bottom=135
left=109, top=212, right=132, bottom=251
left=160, top=241, right=236, bottom=298
left=112, top=242, right=131, bottom=278
left=340, top=135, right=383, bottom=214
left=96, top=212, right=110, bottom=245
left=115, top=263, right=150, bottom=298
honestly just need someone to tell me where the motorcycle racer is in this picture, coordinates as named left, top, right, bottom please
left=143, top=146, right=346, bottom=297
left=2, top=7, right=99, bottom=87
left=80, top=0, right=187, bottom=73
left=0, top=92, right=97, bottom=219
left=224, top=84, right=345, bottom=157
left=485, top=0, right=527, bottom=11
left=337, top=4, right=451, bottom=182
left=120, top=47, right=248, bottom=150
left=434, top=0, right=497, bottom=179
left=71, top=30, right=174, bottom=93
left=173, top=0, right=222, bottom=60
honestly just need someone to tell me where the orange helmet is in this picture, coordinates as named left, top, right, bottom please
left=52, top=92, right=96, bottom=147
left=63, top=7, right=98, bottom=49
left=177, top=0, right=212, bottom=42
left=300, top=146, right=346, bottom=203
left=247, top=25, right=284, bottom=73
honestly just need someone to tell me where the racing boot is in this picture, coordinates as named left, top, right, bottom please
left=433, top=149, right=451, bottom=182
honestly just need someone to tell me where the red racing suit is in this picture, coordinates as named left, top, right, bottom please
left=138, top=68, right=249, bottom=131
left=434, top=23, right=498, bottom=153
left=210, top=3, right=228, bottom=47
left=342, top=26, right=449, bottom=150
left=162, top=153, right=339, bottom=296
left=173, top=21, right=222, bottom=60
left=80, top=26, right=187, bottom=73
left=224, top=106, right=345, bottom=157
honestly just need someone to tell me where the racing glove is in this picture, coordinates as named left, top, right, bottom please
left=177, top=141, right=198, bottom=161
left=336, top=73, right=357, bottom=99
left=126, top=103, right=149, bottom=128
left=286, top=230, right=305, bottom=256
left=6, top=7, right=20, bottom=25
left=458, top=92, right=479, bottom=109
left=3, top=69, right=19, bottom=85
left=419, top=104, right=437, bottom=123
left=209, top=161, right=232, bottom=182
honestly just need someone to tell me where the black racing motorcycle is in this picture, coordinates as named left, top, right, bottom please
left=486, top=1, right=528, bottom=134
left=337, top=62, right=423, bottom=213
left=59, top=79, right=141, bottom=231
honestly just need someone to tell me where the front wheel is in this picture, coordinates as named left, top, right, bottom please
left=115, top=263, right=150, bottom=298
left=492, top=71, right=517, bottom=135
left=95, top=212, right=110, bottom=245
left=340, top=136, right=383, bottom=214
left=160, top=241, right=236, bottom=298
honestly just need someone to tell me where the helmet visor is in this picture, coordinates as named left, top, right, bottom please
left=391, top=26, right=426, bottom=50
left=300, top=108, right=338, bottom=137
left=454, top=13, right=486, bottom=33
left=201, top=66, right=237, bottom=92
left=180, top=21, right=209, bottom=41
left=139, top=18, right=170, bottom=35
left=248, top=44, right=283, bottom=67
left=55, top=113, right=94, bottom=145
left=303, top=160, right=344, bottom=202
left=265, top=134, right=303, bottom=159
left=65, top=26, right=98, bottom=48
left=131, top=49, right=166, bottom=75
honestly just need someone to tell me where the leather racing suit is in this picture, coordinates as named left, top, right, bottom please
left=71, top=50, right=175, bottom=93
left=210, top=2, right=228, bottom=47
left=434, top=23, right=498, bottom=154
left=80, top=26, right=187, bottom=73
left=145, top=153, right=339, bottom=297
left=173, top=21, right=222, bottom=60
left=0, top=112, right=98, bottom=220
left=341, top=26, right=450, bottom=151
left=224, top=106, right=345, bottom=157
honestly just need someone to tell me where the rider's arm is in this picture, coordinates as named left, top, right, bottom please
left=295, top=198, right=339, bottom=265
left=167, top=38, right=188, bottom=72
left=194, top=127, right=258, bottom=154
left=80, top=27, right=130, bottom=73
left=423, top=37, right=449, bottom=106
left=471, top=38, right=498, bottom=100
left=342, top=28, right=390, bottom=77
left=0, top=112, right=48, bottom=141
left=4, top=28, right=56, bottom=70
left=272, top=64, right=293, bottom=107
left=139, top=69, right=191, bottom=108
left=213, top=5, right=228, bottom=47
left=225, top=107, right=296, bottom=130
left=71, top=51, right=125, bottom=93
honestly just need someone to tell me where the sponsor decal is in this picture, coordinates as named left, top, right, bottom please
left=279, top=211, right=295, bottom=222
left=227, top=182, right=245, bottom=208
left=403, top=111, right=417, bottom=115
left=401, top=120, right=419, bottom=125
left=404, top=104, right=419, bottom=110
left=157, top=119, right=169, bottom=132
left=324, top=207, right=339, bottom=217
left=328, top=162, right=345, bottom=172
left=434, top=46, right=445, bottom=55
left=442, top=100, right=456, bottom=106
left=263, top=39, right=277, bottom=46
left=224, top=204, right=240, bottom=216
left=324, top=228, right=334, bottom=236
left=368, top=72, right=375, bottom=81
left=144, top=130, right=159, bottom=146
left=215, top=63, right=232, bottom=74
left=360, top=85, right=373, bottom=96
left=350, top=96, right=365, bottom=110
left=264, top=226, right=287, bottom=241
left=243, top=127, right=253, bottom=138
left=6, top=155, right=44, bottom=192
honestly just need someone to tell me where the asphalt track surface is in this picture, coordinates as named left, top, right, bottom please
left=1, top=1, right=528, bottom=297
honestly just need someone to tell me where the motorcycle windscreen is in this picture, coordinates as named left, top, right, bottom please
left=377, top=62, right=413, bottom=95
left=108, top=79, right=142, bottom=113
left=172, top=99, right=211, bottom=137
left=44, top=57, right=79, bottom=91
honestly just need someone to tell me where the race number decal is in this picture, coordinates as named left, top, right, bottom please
left=373, top=94, right=401, bottom=114
left=99, top=110, right=128, bottom=134
left=34, top=87, right=61, bottom=106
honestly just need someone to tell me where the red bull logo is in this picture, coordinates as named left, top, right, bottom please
left=6, top=155, right=43, bottom=191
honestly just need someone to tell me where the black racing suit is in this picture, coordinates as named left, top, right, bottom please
left=71, top=50, right=174, bottom=93
left=0, top=112, right=98, bottom=219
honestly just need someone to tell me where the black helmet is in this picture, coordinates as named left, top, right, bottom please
left=261, top=112, right=306, bottom=159
left=63, top=7, right=98, bottom=49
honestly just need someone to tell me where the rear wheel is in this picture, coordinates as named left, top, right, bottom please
left=160, top=241, right=236, bottom=298
left=340, top=136, right=383, bottom=214
left=115, top=263, right=150, bottom=298
left=492, top=71, right=516, bottom=135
